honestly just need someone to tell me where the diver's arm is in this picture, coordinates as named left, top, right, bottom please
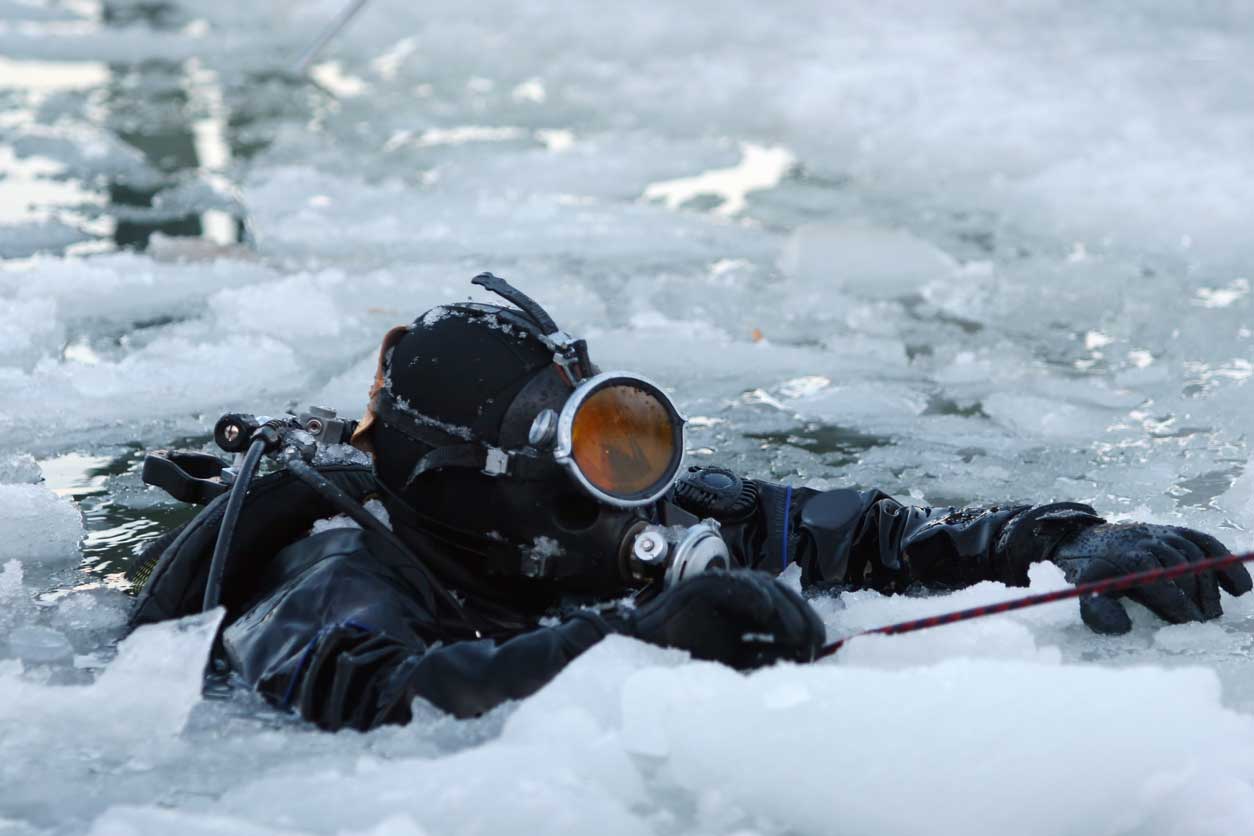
left=383, top=612, right=609, bottom=721
left=676, top=468, right=1254, bottom=634
left=672, top=467, right=1101, bottom=591
left=220, top=529, right=610, bottom=730
left=783, top=489, right=1102, bottom=591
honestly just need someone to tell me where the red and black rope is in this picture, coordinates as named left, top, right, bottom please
left=816, top=548, right=1254, bottom=659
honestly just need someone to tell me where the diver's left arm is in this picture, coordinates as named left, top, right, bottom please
left=673, top=466, right=1090, bottom=588
left=672, top=467, right=1252, bottom=632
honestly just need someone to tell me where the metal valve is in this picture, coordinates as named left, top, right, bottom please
left=296, top=405, right=357, bottom=446
left=626, top=519, right=730, bottom=589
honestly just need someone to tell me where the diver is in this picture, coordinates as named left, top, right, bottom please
left=128, top=273, right=1253, bottom=731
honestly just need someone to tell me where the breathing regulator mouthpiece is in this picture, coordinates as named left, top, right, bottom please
left=626, top=519, right=731, bottom=589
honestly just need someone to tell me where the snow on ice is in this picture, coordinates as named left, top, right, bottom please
left=4, top=1, right=1254, bottom=834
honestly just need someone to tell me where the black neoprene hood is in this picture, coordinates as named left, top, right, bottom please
left=371, top=303, right=563, bottom=495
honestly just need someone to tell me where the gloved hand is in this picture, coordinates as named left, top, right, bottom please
left=1050, top=523, right=1253, bottom=634
left=614, top=570, right=825, bottom=669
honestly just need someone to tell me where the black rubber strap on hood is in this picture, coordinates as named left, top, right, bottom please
left=373, top=389, right=478, bottom=448
left=472, top=272, right=560, bottom=335
left=405, top=444, right=557, bottom=487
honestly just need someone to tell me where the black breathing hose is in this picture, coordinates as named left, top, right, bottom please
left=202, top=436, right=267, bottom=612
left=197, top=424, right=481, bottom=635
left=284, top=458, right=479, bottom=632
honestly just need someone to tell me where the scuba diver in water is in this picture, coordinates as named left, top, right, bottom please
left=129, top=273, right=1252, bottom=732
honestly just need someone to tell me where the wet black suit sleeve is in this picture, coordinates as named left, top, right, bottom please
left=220, top=528, right=610, bottom=731
left=678, top=471, right=1102, bottom=593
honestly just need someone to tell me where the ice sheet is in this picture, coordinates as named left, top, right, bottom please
left=4, top=1, right=1254, bottom=834
left=0, top=484, right=83, bottom=565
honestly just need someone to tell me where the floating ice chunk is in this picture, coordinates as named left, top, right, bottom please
left=208, top=273, right=344, bottom=338
left=345, top=814, right=432, bottom=836
left=642, top=658, right=1253, bottom=836
left=508, top=636, right=690, bottom=767
left=145, top=232, right=253, bottom=263
left=761, top=680, right=812, bottom=710
left=1221, top=465, right=1254, bottom=521
left=983, top=392, right=1113, bottom=441
left=1154, top=623, right=1249, bottom=655
left=0, top=220, right=91, bottom=259
left=310, top=351, right=378, bottom=417
left=934, top=348, right=998, bottom=386
left=642, top=143, right=795, bottom=216
left=776, top=562, right=803, bottom=593
left=832, top=562, right=1074, bottom=636
left=0, top=608, right=223, bottom=757
left=220, top=707, right=654, bottom=836
left=1114, top=359, right=1170, bottom=388
left=370, top=36, right=418, bottom=81
left=839, top=617, right=1061, bottom=669
left=88, top=609, right=225, bottom=739
left=246, top=163, right=756, bottom=264
left=777, top=375, right=831, bottom=399
left=0, top=296, right=61, bottom=367
left=511, top=77, right=547, bottom=103
left=413, top=126, right=527, bottom=147
left=0, top=453, right=42, bottom=484
left=1194, top=279, right=1250, bottom=309
left=88, top=806, right=306, bottom=836
left=829, top=565, right=1075, bottom=669
left=0, top=559, right=33, bottom=638
left=0, top=1, right=85, bottom=23
left=535, top=129, right=575, bottom=152
left=73, top=653, right=108, bottom=670
left=0, top=484, right=82, bottom=565
left=0, top=334, right=306, bottom=449
left=1084, top=329, right=1114, bottom=350
left=788, top=381, right=928, bottom=424
left=309, top=61, right=368, bottom=98
left=0, top=559, right=23, bottom=601
left=779, top=221, right=957, bottom=299
left=627, top=308, right=731, bottom=342
left=1, top=252, right=277, bottom=324
left=7, top=625, right=73, bottom=663
left=51, top=591, right=128, bottom=634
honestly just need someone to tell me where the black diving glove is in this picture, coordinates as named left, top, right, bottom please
left=1050, top=523, right=1253, bottom=635
left=612, top=570, right=825, bottom=669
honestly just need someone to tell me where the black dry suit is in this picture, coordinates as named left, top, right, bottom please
left=129, top=275, right=1107, bottom=732
left=129, top=457, right=1099, bottom=731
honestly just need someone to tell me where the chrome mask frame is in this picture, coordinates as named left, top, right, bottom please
left=550, top=370, right=687, bottom=508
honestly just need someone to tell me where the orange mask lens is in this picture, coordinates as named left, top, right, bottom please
left=570, top=384, right=677, bottom=497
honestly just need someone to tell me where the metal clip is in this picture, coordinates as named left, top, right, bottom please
left=297, top=405, right=356, bottom=446
left=483, top=447, right=511, bottom=476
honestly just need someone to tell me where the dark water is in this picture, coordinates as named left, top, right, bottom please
left=3, top=2, right=331, bottom=583
left=748, top=422, right=891, bottom=469
left=38, top=441, right=206, bottom=589
left=1, top=1, right=320, bottom=258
